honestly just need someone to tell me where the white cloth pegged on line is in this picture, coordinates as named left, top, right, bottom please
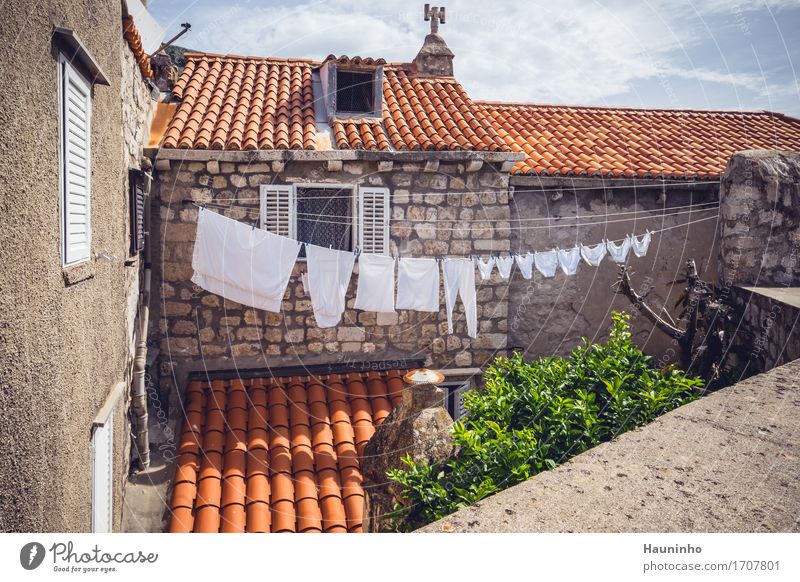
left=191, top=208, right=302, bottom=312
left=631, top=231, right=652, bottom=258
left=557, top=247, right=581, bottom=276
left=534, top=249, right=559, bottom=278
left=442, top=258, right=478, bottom=338
left=495, top=255, right=514, bottom=279
left=607, top=236, right=632, bottom=264
left=476, top=256, right=496, bottom=280
left=305, top=244, right=356, bottom=328
left=515, top=252, right=534, bottom=279
left=354, top=253, right=395, bottom=313
left=396, top=257, right=440, bottom=312
left=580, top=241, right=607, bottom=267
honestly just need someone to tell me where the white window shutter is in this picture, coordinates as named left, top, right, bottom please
left=61, top=57, right=92, bottom=265
left=358, top=187, right=390, bottom=254
left=260, top=184, right=294, bottom=238
left=91, top=415, right=113, bottom=533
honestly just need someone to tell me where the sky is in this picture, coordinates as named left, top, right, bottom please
left=147, top=0, right=800, bottom=116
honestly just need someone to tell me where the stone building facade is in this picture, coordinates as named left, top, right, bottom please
left=151, top=151, right=516, bottom=393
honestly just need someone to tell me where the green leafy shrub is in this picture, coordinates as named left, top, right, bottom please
left=387, top=312, right=703, bottom=530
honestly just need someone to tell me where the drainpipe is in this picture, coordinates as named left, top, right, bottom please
left=132, top=160, right=153, bottom=469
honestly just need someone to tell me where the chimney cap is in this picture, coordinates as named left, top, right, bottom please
left=403, top=368, right=446, bottom=385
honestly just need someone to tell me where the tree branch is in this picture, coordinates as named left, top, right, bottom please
left=616, top=268, right=686, bottom=340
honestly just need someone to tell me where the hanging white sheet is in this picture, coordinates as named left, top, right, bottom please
left=442, top=258, right=478, bottom=338
left=515, top=252, right=534, bottom=279
left=607, top=236, right=632, bottom=264
left=631, top=231, right=652, bottom=258
left=191, top=208, right=302, bottom=312
left=534, top=249, right=559, bottom=278
left=354, top=253, right=396, bottom=313
left=580, top=241, right=607, bottom=267
left=476, top=256, right=496, bottom=280
left=305, top=244, right=356, bottom=328
left=396, top=257, right=440, bottom=312
left=557, top=247, right=581, bottom=276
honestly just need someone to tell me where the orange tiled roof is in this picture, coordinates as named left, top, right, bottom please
left=122, top=15, right=153, bottom=79
left=168, top=371, right=406, bottom=533
left=477, top=101, right=800, bottom=179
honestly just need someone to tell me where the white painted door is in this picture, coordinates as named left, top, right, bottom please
left=91, top=415, right=113, bottom=532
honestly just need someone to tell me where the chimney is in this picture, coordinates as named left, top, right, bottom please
left=413, top=4, right=454, bottom=77
left=360, top=368, right=454, bottom=531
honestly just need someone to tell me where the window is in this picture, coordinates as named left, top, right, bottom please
left=335, top=70, right=375, bottom=114
left=441, top=380, right=472, bottom=421
left=260, top=185, right=390, bottom=255
left=59, top=54, right=92, bottom=266
left=129, top=170, right=146, bottom=255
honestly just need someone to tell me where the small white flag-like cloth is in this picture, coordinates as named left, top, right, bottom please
left=306, top=244, right=356, bottom=328
left=354, top=253, right=396, bottom=313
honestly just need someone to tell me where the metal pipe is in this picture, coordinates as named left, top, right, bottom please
left=149, top=23, right=191, bottom=58
left=132, top=161, right=153, bottom=469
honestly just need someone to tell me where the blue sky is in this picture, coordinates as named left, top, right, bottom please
left=148, top=0, right=800, bottom=116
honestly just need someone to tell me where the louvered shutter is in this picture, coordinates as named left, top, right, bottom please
left=129, top=170, right=146, bottom=255
left=61, top=57, right=92, bottom=265
left=91, top=414, right=113, bottom=533
left=260, top=184, right=294, bottom=238
left=358, top=187, right=390, bottom=254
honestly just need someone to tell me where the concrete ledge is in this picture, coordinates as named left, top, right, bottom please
left=418, top=359, right=800, bottom=533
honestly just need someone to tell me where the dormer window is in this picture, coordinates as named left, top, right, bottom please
left=320, top=55, right=385, bottom=119
left=336, top=70, right=375, bottom=114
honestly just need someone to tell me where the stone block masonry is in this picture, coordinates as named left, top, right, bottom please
left=151, top=158, right=512, bottom=391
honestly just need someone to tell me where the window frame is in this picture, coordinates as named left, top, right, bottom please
left=90, top=382, right=124, bottom=533
left=58, top=52, right=93, bottom=267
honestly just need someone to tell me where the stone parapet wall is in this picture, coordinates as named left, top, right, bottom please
left=719, top=150, right=800, bottom=287
left=151, top=159, right=512, bottom=391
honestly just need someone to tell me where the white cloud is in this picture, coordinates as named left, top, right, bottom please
left=149, top=0, right=800, bottom=112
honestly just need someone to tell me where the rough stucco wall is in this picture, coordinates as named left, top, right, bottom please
left=507, top=183, right=719, bottom=363
left=150, top=159, right=510, bottom=397
left=719, top=150, right=800, bottom=287
left=0, top=1, right=153, bottom=532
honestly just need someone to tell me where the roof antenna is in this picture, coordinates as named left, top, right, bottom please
left=424, top=4, right=446, bottom=35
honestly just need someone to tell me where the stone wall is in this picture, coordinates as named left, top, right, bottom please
left=719, top=150, right=800, bottom=287
left=151, top=158, right=511, bottom=396
left=0, top=2, right=154, bottom=532
left=508, top=180, right=720, bottom=362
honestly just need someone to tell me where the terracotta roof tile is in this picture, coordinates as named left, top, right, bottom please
left=169, top=370, right=406, bottom=533
left=477, top=102, right=800, bottom=179
left=122, top=15, right=152, bottom=78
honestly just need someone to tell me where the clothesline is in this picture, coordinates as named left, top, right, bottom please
left=190, top=209, right=718, bottom=339
left=192, top=201, right=719, bottom=232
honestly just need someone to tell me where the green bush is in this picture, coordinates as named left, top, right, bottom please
left=387, top=312, right=703, bottom=530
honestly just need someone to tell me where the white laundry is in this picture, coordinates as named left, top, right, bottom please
left=396, top=258, right=440, bottom=312
left=495, top=255, right=514, bottom=279
left=476, top=256, right=496, bottom=280
left=305, top=244, right=356, bottom=328
left=557, top=247, right=581, bottom=276
left=514, top=252, right=534, bottom=279
left=607, top=236, right=632, bottom=264
left=534, top=249, right=559, bottom=278
left=442, top=258, right=478, bottom=338
left=580, top=241, right=607, bottom=267
left=191, top=208, right=301, bottom=312
left=631, top=231, right=652, bottom=258
left=354, top=254, right=395, bottom=313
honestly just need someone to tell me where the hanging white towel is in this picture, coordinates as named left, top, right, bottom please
left=396, top=258, right=440, bottom=312
left=191, top=208, right=301, bottom=312
left=580, top=241, right=607, bottom=267
left=557, top=247, right=581, bottom=276
left=515, top=252, right=534, bottom=279
left=476, top=256, right=496, bottom=280
left=534, top=249, right=559, bottom=278
left=607, top=236, right=632, bottom=264
left=305, top=244, right=356, bottom=328
left=631, top=231, right=652, bottom=258
left=442, top=258, right=478, bottom=339
left=354, top=254, right=395, bottom=313
left=495, top=255, right=514, bottom=279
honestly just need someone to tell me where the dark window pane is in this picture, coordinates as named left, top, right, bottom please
left=296, top=188, right=352, bottom=256
left=336, top=70, right=374, bottom=114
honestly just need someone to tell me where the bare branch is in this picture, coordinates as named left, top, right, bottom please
left=616, top=267, right=686, bottom=340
